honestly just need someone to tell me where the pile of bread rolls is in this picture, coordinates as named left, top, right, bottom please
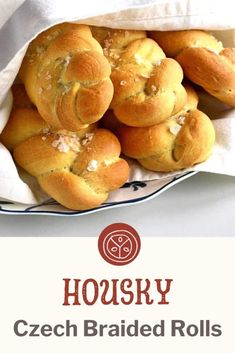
left=1, top=23, right=234, bottom=210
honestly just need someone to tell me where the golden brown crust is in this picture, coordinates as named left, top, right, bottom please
left=102, top=84, right=198, bottom=133
left=177, top=48, right=235, bottom=107
left=13, top=128, right=129, bottom=210
left=149, top=30, right=235, bottom=106
left=116, top=85, right=215, bottom=172
left=118, top=110, right=215, bottom=172
left=91, top=27, right=146, bottom=68
left=20, top=23, right=94, bottom=105
left=19, top=23, right=114, bottom=131
left=0, top=108, right=48, bottom=151
left=149, top=30, right=223, bottom=57
left=181, top=84, right=199, bottom=111
left=2, top=106, right=129, bottom=210
left=38, top=171, right=108, bottom=211
left=13, top=133, right=78, bottom=176
left=92, top=27, right=187, bottom=127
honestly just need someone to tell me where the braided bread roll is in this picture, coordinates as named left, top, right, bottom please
left=19, top=23, right=114, bottom=131
left=1, top=86, right=129, bottom=210
left=149, top=30, right=235, bottom=107
left=91, top=27, right=187, bottom=127
left=116, top=85, right=215, bottom=172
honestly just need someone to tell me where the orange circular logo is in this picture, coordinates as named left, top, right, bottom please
left=98, top=223, right=141, bottom=266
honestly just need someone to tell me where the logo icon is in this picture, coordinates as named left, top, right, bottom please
left=98, top=223, right=141, bottom=266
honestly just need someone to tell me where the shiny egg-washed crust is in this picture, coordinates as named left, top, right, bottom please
left=91, top=26, right=187, bottom=127
left=1, top=85, right=48, bottom=150
left=19, top=23, right=114, bottom=131
left=101, top=84, right=198, bottom=133
left=149, top=30, right=235, bottom=107
left=0, top=108, right=49, bottom=151
left=1, top=107, right=129, bottom=211
left=116, top=85, right=216, bottom=172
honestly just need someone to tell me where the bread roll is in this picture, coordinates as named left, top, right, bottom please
left=149, top=30, right=235, bottom=107
left=1, top=93, right=129, bottom=210
left=19, top=23, right=114, bottom=131
left=116, top=85, right=216, bottom=171
left=91, top=26, right=187, bottom=127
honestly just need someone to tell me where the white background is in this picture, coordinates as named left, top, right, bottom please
left=0, top=236, right=234, bottom=353
left=0, top=172, right=235, bottom=237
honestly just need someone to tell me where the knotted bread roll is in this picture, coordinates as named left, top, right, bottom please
left=19, top=23, right=114, bottom=131
left=115, top=85, right=216, bottom=172
left=149, top=30, right=235, bottom=107
left=1, top=86, right=129, bottom=210
left=91, top=27, right=187, bottom=127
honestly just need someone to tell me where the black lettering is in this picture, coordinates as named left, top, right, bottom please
left=186, top=324, right=199, bottom=336
left=126, top=320, right=138, bottom=336
left=100, top=324, right=108, bottom=336
left=29, top=324, right=40, bottom=337
left=140, top=324, right=151, bottom=337
left=109, top=324, right=119, bottom=336
left=41, top=324, right=52, bottom=337
left=14, top=320, right=28, bottom=337
left=172, top=320, right=185, bottom=336
left=54, top=324, right=65, bottom=337
left=66, top=320, right=78, bottom=336
left=84, top=320, right=97, bottom=336
left=153, top=320, right=165, bottom=336
left=212, top=324, right=222, bottom=337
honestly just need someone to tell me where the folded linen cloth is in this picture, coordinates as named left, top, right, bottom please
left=0, top=0, right=234, bottom=205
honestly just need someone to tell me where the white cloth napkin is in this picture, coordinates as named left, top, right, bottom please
left=0, top=0, right=235, bottom=205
